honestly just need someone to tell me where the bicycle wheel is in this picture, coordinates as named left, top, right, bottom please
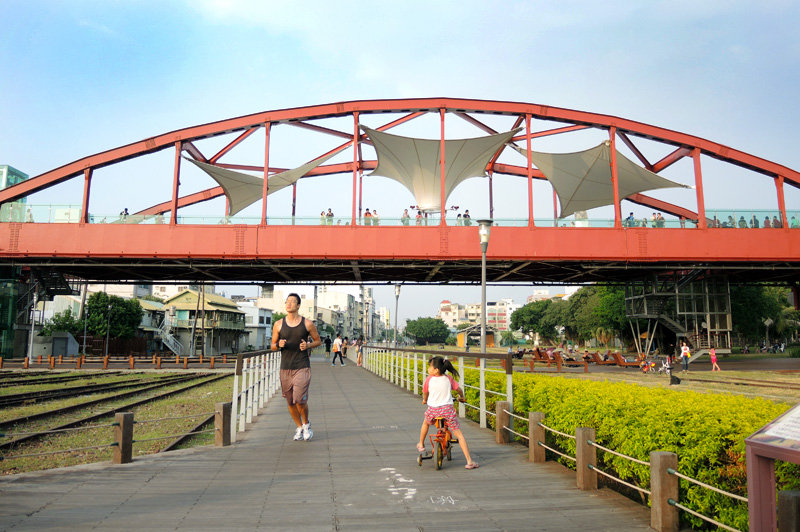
left=434, top=440, right=443, bottom=470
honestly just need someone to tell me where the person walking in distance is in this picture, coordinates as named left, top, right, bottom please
left=710, top=347, right=721, bottom=371
left=680, top=341, right=691, bottom=372
left=331, top=333, right=345, bottom=366
left=271, top=293, right=321, bottom=441
left=324, top=335, right=332, bottom=359
left=356, top=335, right=364, bottom=366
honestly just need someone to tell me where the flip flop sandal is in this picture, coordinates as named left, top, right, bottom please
left=465, top=463, right=479, bottom=469
left=416, top=443, right=425, bottom=453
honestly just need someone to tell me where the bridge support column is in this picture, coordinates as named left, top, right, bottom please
left=650, top=451, right=679, bottom=532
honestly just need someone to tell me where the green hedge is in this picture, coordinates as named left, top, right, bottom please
left=457, top=369, right=799, bottom=531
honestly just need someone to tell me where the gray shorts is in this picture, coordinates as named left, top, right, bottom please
left=280, top=368, right=311, bottom=405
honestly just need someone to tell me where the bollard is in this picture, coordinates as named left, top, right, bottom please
left=199, top=354, right=204, bottom=364
left=495, top=400, right=511, bottom=444
left=37, top=355, right=42, bottom=364
left=23, top=358, right=29, bottom=369
left=583, top=360, right=588, bottom=373
left=215, top=402, right=232, bottom=447
left=176, top=355, right=180, bottom=365
left=156, top=357, right=162, bottom=369
left=49, top=357, right=55, bottom=369
left=650, top=452, right=679, bottom=532
left=576, top=427, right=597, bottom=490
left=152, top=355, right=156, bottom=364
left=113, top=412, right=134, bottom=464
left=223, top=354, right=227, bottom=364
left=76, top=357, right=82, bottom=369
left=555, top=355, right=562, bottom=372
left=129, top=357, right=135, bottom=369
left=210, top=357, right=215, bottom=369
left=778, top=491, right=800, bottom=532
left=529, top=412, right=546, bottom=463
left=58, top=355, right=63, bottom=364
left=103, top=356, right=109, bottom=369
left=183, top=357, right=188, bottom=369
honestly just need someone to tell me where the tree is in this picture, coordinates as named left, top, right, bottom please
left=40, top=308, right=82, bottom=337
left=272, top=312, right=287, bottom=323
left=85, top=292, right=144, bottom=340
left=501, top=331, right=516, bottom=346
left=730, top=285, right=785, bottom=342
left=510, top=299, right=553, bottom=339
left=140, top=294, right=166, bottom=303
left=405, top=317, right=450, bottom=345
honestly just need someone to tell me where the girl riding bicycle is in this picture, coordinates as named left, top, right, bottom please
left=417, top=356, right=479, bottom=469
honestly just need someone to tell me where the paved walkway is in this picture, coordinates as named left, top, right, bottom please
left=0, top=355, right=653, bottom=531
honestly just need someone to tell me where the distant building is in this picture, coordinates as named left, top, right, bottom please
left=0, top=165, right=29, bottom=223
left=437, top=300, right=466, bottom=328
left=161, top=290, right=246, bottom=356
left=526, top=290, right=551, bottom=303
left=237, top=301, right=272, bottom=350
left=88, top=283, right=152, bottom=299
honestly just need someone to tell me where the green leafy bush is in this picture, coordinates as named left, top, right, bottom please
left=457, top=370, right=799, bottom=531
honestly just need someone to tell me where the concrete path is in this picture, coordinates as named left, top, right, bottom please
left=0, top=355, right=653, bottom=531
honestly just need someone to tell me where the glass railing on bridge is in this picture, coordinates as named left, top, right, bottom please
left=3, top=202, right=799, bottom=229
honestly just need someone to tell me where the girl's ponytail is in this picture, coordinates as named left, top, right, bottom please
left=430, top=356, right=460, bottom=380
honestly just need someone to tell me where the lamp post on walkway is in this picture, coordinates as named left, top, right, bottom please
left=105, top=303, right=112, bottom=357
left=394, top=284, right=401, bottom=346
left=477, top=220, right=492, bottom=353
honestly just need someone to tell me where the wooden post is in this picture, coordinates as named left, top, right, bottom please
left=779, top=491, right=800, bottom=532
left=223, top=354, right=227, bottom=364
left=650, top=452, right=679, bottom=532
left=175, top=354, right=180, bottom=365
left=156, top=357, right=162, bottom=369
left=76, top=357, right=81, bottom=369
left=49, top=357, right=55, bottom=369
left=183, top=357, right=188, bottom=369
left=575, top=427, right=597, bottom=490
left=129, top=357, right=135, bottom=369
left=495, top=400, right=511, bottom=444
left=113, top=412, right=134, bottom=464
left=530, top=412, right=546, bottom=463
left=58, top=355, right=63, bottom=364
left=215, top=402, right=232, bottom=447
left=583, top=360, right=588, bottom=373
left=23, top=358, right=29, bottom=369
left=103, top=356, right=109, bottom=369
left=210, top=357, right=215, bottom=369
left=199, top=354, right=204, bottom=364
left=0, top=358, right=3, bottom=369
left=37, top=355, right=42, bottom=364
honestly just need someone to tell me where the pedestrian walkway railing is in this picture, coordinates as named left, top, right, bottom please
left=363, top=347, right=513, bottom=429
left=494, top=402, right=751, bottom=532
left=1, top=406, right=231, bottom=467
left=231, top=349, right=281, bottom=442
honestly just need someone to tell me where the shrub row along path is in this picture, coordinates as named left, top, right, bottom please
left=0, top=354, right=652, bottom=531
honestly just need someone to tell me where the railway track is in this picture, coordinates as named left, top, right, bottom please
left=0, top=371, right=123, bottom=388
left=0, top=373, right=228, bottom=452
left=0, top=374, right=188, bottom=408
left=681, top=375, right=800, bottom=391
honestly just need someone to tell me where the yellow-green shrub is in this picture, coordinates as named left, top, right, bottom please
left=456, top=371, right=798, bottom=531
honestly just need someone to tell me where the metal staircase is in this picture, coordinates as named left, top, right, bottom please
left=625, top=271, right=733, bottom=363
left=157, top=316, right=183, bottom=356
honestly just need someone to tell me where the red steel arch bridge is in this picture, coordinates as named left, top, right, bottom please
left=1, top=97, right=799, bottom=290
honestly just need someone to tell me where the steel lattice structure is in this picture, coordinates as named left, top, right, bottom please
left=1, top=97, right=799, bottom=286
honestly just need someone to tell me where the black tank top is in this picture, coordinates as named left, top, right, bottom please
left=279, top=316, right=311, bottom=370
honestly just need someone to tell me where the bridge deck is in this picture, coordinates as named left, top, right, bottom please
left=0, top=356, right=652, bottom=531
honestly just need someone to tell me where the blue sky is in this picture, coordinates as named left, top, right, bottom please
left=2, top=1, right=799, bottom=324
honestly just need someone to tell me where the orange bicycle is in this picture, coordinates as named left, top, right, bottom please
left=417, top=416, right=458, bottom=470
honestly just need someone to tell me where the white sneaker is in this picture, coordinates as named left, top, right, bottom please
left=302, top=423, right=313, bottom=441
left=293, top=426, right=304, bottom=441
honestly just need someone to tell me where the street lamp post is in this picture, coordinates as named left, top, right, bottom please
left=105, top=303, right=112, bottom=357
left=477, top=220, right=492, bottom=353
left=394, top=284, right=401, bottom=347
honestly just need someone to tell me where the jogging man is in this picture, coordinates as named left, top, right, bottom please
left=271, top=293, right=321, bottom=441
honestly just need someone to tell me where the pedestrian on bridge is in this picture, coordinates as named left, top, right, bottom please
left=271, top=293, right=321, bottom=441
left=332, top=334, right=345, bottom=366
left=324, top=336, right=332, bottom=358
